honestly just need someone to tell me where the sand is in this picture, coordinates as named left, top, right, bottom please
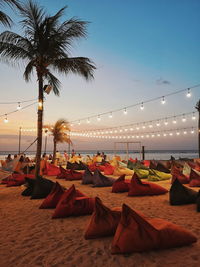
left=0, top=177, right=200, bottom=267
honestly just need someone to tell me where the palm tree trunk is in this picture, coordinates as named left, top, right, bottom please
left=35, top=76, right=44, bottom=178
left=52, top=138, right=57, bottom=164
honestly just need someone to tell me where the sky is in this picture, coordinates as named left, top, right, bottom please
left=0, top=0, right=200, bottom=152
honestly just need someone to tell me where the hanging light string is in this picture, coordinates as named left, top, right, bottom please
left=0, top=97, right=37, bottom=105
left=72, top=111, right=197, bottom=134
left=69, top=84, right=200, bottom=124
left=70, top=126, right=197, bottom=139
left=0, top=101, right=38, bottom=120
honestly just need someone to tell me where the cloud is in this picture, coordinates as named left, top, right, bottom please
left=156, top=77, right=171, bottom=85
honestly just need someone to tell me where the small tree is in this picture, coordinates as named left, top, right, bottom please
left=195, top=100, right=200, bottom=158
left=45, top=119, right=71, bottom=163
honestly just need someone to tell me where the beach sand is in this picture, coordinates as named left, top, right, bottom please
left=0, top=177, right=200, bottom=267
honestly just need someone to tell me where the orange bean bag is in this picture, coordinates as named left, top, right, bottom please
left=52, top=185, right=93, bottom=218
left=44, top=163, right=61, bottom=176
left=84, top=197, right=121, bottom=239
left=104, top=163, right=115, bottom=175
left=171, top=166, right=189, bottom=184
left=112, top=204, right=197, bottom=254
left=112, top=174, right=130, bottom=193
left=39, top=182, right=65, bottom=209
left=128, top=174, right=168, bottom=196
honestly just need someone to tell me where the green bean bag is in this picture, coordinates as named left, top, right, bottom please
left=134, top=169, right=149, bottom=178
left=148, top=169, right=171, bottom=181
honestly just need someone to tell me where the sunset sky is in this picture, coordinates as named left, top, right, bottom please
left=0, top=0, right=200, bottom=151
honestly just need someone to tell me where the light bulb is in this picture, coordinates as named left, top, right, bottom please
left=140, top=102, right=144, bottom=110
left=4, top=115, right=8, bottom=123
left=157, top=133, right=161, bottom=137
left=142, top=124, right=146, bottom=129
left=183, top=131, right=187, bottom=135
left=191, top=130, right=195, bottom=134
left=164, top=120, right=168, bottom=126
left=97, top=115, right=101, bottom=121
left=173, top=117, right=177, bottom=124
left=192, top=113, right=196, bottom=120
left=78, top=120, right=81, bottom=125
left=123, top=108, right=127, bottom=115
left=156, top=121, right=160, bottom=127
left=182, top=115, right=186, bottom=122
left=176, top=132, right=180, bottom=135
left=186, top=88, right=191, bottom=98
left=161, top=96, right=166, bottom=104
left=87, top=118, right=90, bottom=124
left=17, top=102, right=21, bottom=110
left=109, top=112, right=113, bottom=118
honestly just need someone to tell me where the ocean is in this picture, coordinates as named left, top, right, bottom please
left=0, top=150, right=198, bottom=161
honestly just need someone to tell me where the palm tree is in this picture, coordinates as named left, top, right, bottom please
left=195, top=100, right=200, bottom=158
left=0, top=1, right=96, bottom=178
left=0, top=0, right=20, bottom=27
left=45, top=119, right=71, bottom=164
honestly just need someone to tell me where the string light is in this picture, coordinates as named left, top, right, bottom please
left=109, top=112, right=113, bottom=118
left=173, top=117, right=177, bottom=124
left=182, top=114, right=186, bottom=122
left=4, top=114, right=8, bottom=123
left=161, top=96, right=166, bottom=104
left=186, top=88, right=191, bottom=98
left=17, top=102, right=21, bottom=110
left=123, top=108, right=127, bottom=115
left=87, top=118, right=90, bottom=124
left=192, top=112, right=196, bottom=120
left=140, top=102, right=144, bottom=110
left=97, top=115, right=101, bottom=121
left=164, top=119, right=168, bottom=126
left=156, top=121, right=160, bottom=127
left=78, top=120, right=81, bottom=125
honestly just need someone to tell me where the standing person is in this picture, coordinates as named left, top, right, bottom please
left=101, top=152, right=107, bottom=161
left=71, top=149, right=76, bottom=157
left=64, top=150, right=69, bottom=161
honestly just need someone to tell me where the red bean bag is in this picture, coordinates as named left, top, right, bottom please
left=128, top=174, right=168, bottom=196
left=189, top=169, right=200, bottom=187
left=129, top=157, right=137, bottom=163
left=98, top=165, right=105, bottom=172
left=56, top=166, right=70, bottom=179
left=52, top=184, right=88, bottom=218
left=44, top=163, right=61, bottom=176
left=112, top=174, right=130, bottom=193
left=64, top=169, right=83, bottom=181
left=84, top=197, right=121, bottom=239
left=112, top=204, right=197, bottom=254
left=6, top=173, right=34, bottom=187
left=39, top=182, right=65, bottom=209
left=187, top=161, right=200, bottom=172
left=171, top=166, right=189, bottom=184
left=88, top=163, right=98, bottom=172
left=142, top=160, right=150, bottom=167
left=104, top=163, right=115, bottom=175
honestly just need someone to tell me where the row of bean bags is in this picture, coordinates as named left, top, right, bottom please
left=169, top=178, right=199, bottom=209
left=21, top=176, right=55, bottom=199
left=57, top=167, right=83, bottom=180
left=1, top=173, right=34, bottom=187
left=84, top=198, right=197, bottom=254
left=173, top=163, right=200, bottom=186
left=112, top=174, right=168, bottom=196
left=39, top=183, right=95, bottom=218
left=82, top=168, right=115, bottom=187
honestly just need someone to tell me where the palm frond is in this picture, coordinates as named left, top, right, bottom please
left=45, top=72, right=61, bottom=96
left=53, top=57, right=96, bottom=80
left=0, top=0, right=21, bottom=27
left=23, top=60, right=35, bottom=81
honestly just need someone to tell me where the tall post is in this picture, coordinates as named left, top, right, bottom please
left=18, top=127, right=22, bottom=154
left=68, top=130, right=71, bottom=156
left=126, top=142, right=129, bottom=160
left=44, top=130, right=48, bottom=153
left=195, top=100, right=200, bottom=158
left=142, top=145, right=145, bottom=160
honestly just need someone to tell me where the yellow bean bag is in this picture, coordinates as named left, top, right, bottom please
left=148, top=169, right=172, bottom=181
left=113, top=167, right=134, bottom=176
left=135, top=169, right=149, bottom=178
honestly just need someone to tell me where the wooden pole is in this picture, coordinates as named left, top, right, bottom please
left=18, top=127, right=22, bottom=154
left=142, top=145, right=145, bottom=160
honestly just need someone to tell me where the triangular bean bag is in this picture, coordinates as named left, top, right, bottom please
left=113, top=167, right=134, bottom=176
left=149, top=160, right=157, bottom=170
left=31, top=176, right=55, bottom=199
left=112, top=174, right=130, bottom=193
left=52, top=184, right=93, bottom=218
left=197, top=190, right=200, bottom=212
left=171, top=166, right=189, bottom=184
left=148, top=169, right=171, bottom=181
left=189, top=169, right=200, bottom=187
left=128, top=174, right=168, bottom=196
left=169, top=178, right=198, bottom=205
left=88, top=163, right=98, bottom=172
left=44, top=163, right=61, bottom=176
left=65, top=169, right=83, bottom=181
left=39, top=182, right=65, bottom=209
left=156, top=162, right=171, bottom=173
left=104, top=163, right=115, bottom=175
left=112, top=204, right=197, bottom=254
left=82, top=167, right=94, bottom=184
left=5, top=173, right=34, bottom=187
left=56, top=166, right=70, bottom=179
left=182, top=162, right=191, bottom=178
left=21, top=177, right=36, bottom=196
left=92, top=169, right=115, bottom=187
left=85, top=197, right=121, bottom=239
left=134, top=169, right=149, bottom=178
